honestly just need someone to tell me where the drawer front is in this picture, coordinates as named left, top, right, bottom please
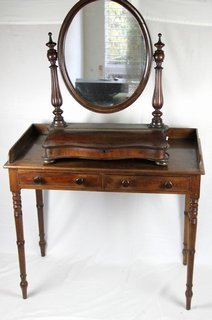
left=18, top=171, right=101, bottom=190
left=103, top=175, right=190, bottom=193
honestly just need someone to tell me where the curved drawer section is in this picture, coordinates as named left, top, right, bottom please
left=103, top=175, right=190, bottom=193
left=18, top=171, right=101, bottom=190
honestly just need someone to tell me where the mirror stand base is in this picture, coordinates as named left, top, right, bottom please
left=42, top=123, right=169, bottom=166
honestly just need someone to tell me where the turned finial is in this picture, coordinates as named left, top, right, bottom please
left=46, top=32, right=57, bottom=65
left=153, top=33, right=165, bottom=67
left=156, top=33, right=164, bottom=48
left=46, top=32, right=56, bottom=48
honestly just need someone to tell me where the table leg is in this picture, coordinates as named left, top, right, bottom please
left=185, top=197, right=199, bottom=310
left=35, top=190, right=46, bottom=257
left=182, top=195, right=189, bottom=265
left=12, top=191, right=28, bottom=299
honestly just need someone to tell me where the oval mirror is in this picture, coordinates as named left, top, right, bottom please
left=58, top=0, right=153, bottom=113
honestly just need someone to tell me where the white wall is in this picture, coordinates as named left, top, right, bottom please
left=0, top=0, right=212, bottom=267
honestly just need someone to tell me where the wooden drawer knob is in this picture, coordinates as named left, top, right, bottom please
left=75, top=177, right=84, bottom=185
left=121, top=179, right=130, bottom=188
left=164, top=181, right=173, bottom=189
left=33, top=176, right=43, bottom=184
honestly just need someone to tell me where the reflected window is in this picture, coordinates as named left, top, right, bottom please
left=105, top=0, right=144, bottom=82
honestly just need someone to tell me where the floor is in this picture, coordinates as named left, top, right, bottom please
left=1, top=254, right=212, bottom=320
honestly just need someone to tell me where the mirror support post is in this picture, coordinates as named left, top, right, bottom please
left=150, top=33, right=165, bottom=128
left=46, top=33, right=66, bottom=128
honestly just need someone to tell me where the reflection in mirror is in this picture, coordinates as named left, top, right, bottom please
left=64, top=0, right=146, bottom=107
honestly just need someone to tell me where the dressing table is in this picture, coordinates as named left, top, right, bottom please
left=4, top=0, right=204, bottom=310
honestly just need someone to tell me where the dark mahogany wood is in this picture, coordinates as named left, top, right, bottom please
left=35, top=190, right=46, bottom=257
left=12, top=190, right=28, bottom=299
left=4, top=0, right=204, bottom=310
left=183, top=195, right=189, bottom=266
left=186, top=190, right=200, bottom=310
left=43, top=1, right=169, bottom=165
left=150, top=33, right=165, bottom=128
left=44, top=32, right=168, bottom=164
left=46, top=32, right=66, bottom=128
left=42, top=124, right=169, bottom=164
left=4, top=124, right=204, bottom=309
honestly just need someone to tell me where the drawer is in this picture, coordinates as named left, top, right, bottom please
left=103, top=175, right=190, bottom=193
left=18, top=171, right=101, bottom=190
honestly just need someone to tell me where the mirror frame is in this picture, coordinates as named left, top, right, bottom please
left=58, top=0, right=153, bottom=113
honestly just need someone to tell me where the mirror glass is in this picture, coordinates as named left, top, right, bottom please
left=58, top=0, right=152, bottom=113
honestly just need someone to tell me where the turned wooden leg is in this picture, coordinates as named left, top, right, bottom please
left=12, top=191, right=28, bottom=299
left=182, top=195, right=189, bottom=265
left=35, top=190, right=46, bottom=257
left=185, top=197, right=199, bottom=310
